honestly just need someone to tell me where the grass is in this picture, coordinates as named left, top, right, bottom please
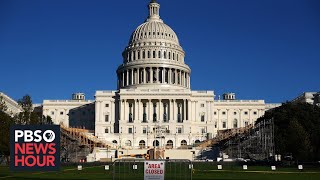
left=1, top=164, right=320, bottom=180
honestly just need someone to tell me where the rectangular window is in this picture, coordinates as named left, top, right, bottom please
left=177, top=127, right=182, bottom=134
left=244, top=111, right=248, bottom=115
left=105, top=104, right=109, bottom=107
left=214, top=112, right=217, bottom=115
left=105, top=115, right=109, bottom=122
left=201, top=128, right=206, bottom=133
left=245, top=121, right=249, bottom=126
left=143, top=127, right=147, bottom=134
left=51, top=111, right=54, bottom=115
left=222, top=111, right=226, bottom=115
left=128, top=128, right=133, bottom=134
left=223, top=122, right=226, bottom=128
left=105, top=128, right=109, bottom=133
left=234, top=112, right=237, bottom=115
left=253, top=111, right=257, bottom=115
left=201, top=115, right=205, bottom=122
left=201, top=104, right=204, bottom=107
left=60, top=111, right=63, bottom=115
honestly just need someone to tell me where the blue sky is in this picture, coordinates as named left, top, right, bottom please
left=0, top=0, right=319, bottom=103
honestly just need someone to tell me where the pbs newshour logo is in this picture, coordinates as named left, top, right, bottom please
left=10, top=125, right=60, bottom=171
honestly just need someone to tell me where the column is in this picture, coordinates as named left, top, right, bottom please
left=172, top=99, right=176, bottom=121
left=148, top=99, right=152, bottom=121
left=143, top=68, right=146, bottom=83
left=183, top=99, right=186, bottom=121
left=182, top=71, right=184, bottom=87
left=124, top=99, right=127, bottom=122
left=188, top=73, right=190, bottom=88
left=188, top=100, right=191, bottom=121
left=179, top=70, right=181, bottom=85
left=162, top=68, right=165, bottom=83
left=137, top=68, right=140, bottom=84
left=168, top=69, right=171, bottom=84
left=159, top=99, right=163, bottom=122
left=137, top=99, right=141, bottom=122
left=122, top=71, right=125, bottom=87
left=150, top=68, right=153, bottom=84
left=131, top=69, right=134, bottom=85
left=134, top=99, right=138, bottom=121
left=169, top=99, right=173, bottom=121
left=175, top=69, right=178, bottom=85
left=126, top=70, right=129, bottom=86
left=156, top=68, right=159, bottom=83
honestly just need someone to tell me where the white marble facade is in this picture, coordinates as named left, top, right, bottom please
left=41, top=1, right=281, bottom=149
left=93, top=0, right=271, bottom=149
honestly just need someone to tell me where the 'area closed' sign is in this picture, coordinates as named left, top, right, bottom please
left=144, top=161, right=165, bottom=180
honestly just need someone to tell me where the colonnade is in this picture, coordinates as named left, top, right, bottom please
left=118, top=67, right=190, bottom=88
left=125, top=49, right=182, bottom=63
left=119, top=99, right=190, bottom=123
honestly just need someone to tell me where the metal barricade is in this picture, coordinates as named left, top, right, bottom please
left=113, top=159, right=192, bottom=180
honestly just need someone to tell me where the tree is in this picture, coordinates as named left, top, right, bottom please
left=0, top=109, right=14, bottom=165
left=257, top=102, right=320, bottom=161
left=16, top=95, right=41, bottom=125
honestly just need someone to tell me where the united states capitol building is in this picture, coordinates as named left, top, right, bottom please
left=8, top=1, right=281, bottom=153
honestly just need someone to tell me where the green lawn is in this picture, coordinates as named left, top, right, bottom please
left=1, top=165, right=320, bottom=180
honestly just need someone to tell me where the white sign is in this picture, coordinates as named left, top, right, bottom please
left=271, top=166, right=276, bottom=171
left=133, top=165, right=138, bottom=170
left=105, top=165, right=109, bottom=170
left=78, top=165, right=82, bottom=171
left=243, top=165, right=248, bottom=170
left=217, top=165, right=222, bottom=170
left=144, top=161, right=165, bottom=180
left=298, top=165, right=303, bottom=170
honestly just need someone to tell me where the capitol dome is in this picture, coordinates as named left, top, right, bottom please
left=117, top=0, right=191, bottom=90
left=129, top=21, right=180, bottom=45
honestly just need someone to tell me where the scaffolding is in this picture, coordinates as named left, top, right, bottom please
left=221, top=118, right=275, bottom=160
left=60, top=124, right=117, bottom=162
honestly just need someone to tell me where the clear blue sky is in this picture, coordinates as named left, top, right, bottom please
left=0, top=0, right=319, bottom=103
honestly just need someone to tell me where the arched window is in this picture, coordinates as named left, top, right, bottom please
left=138, top=51, right=140, bottom=59
left=173, top=53, right=175, bottom=60
left=158, top=51, right=161, bottom=58
left=166, top=140, right=173, bottom=149
left=143, top=51, right=146, bottom=59
left=153, top=51, right=156, bottom=58
left=139, top=140, right=146, bottom=149
left=148, top=51, right=151, bottom=58
left=181, top=140, right=187, bottom=146
left=112, top=140, right=117, bottom=144
left=195, top=140, right=201, bottom=144
left=177, top=54, right=179, bottom=61
left=133, top=51, right=136, bottom=60
left=153, top=140, right=159, bottom=147
left=163, top=51, right=167, bottom=59
left=125, top=140, right=132, bottom=147
left=168, top=52, right=171, bottom=59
